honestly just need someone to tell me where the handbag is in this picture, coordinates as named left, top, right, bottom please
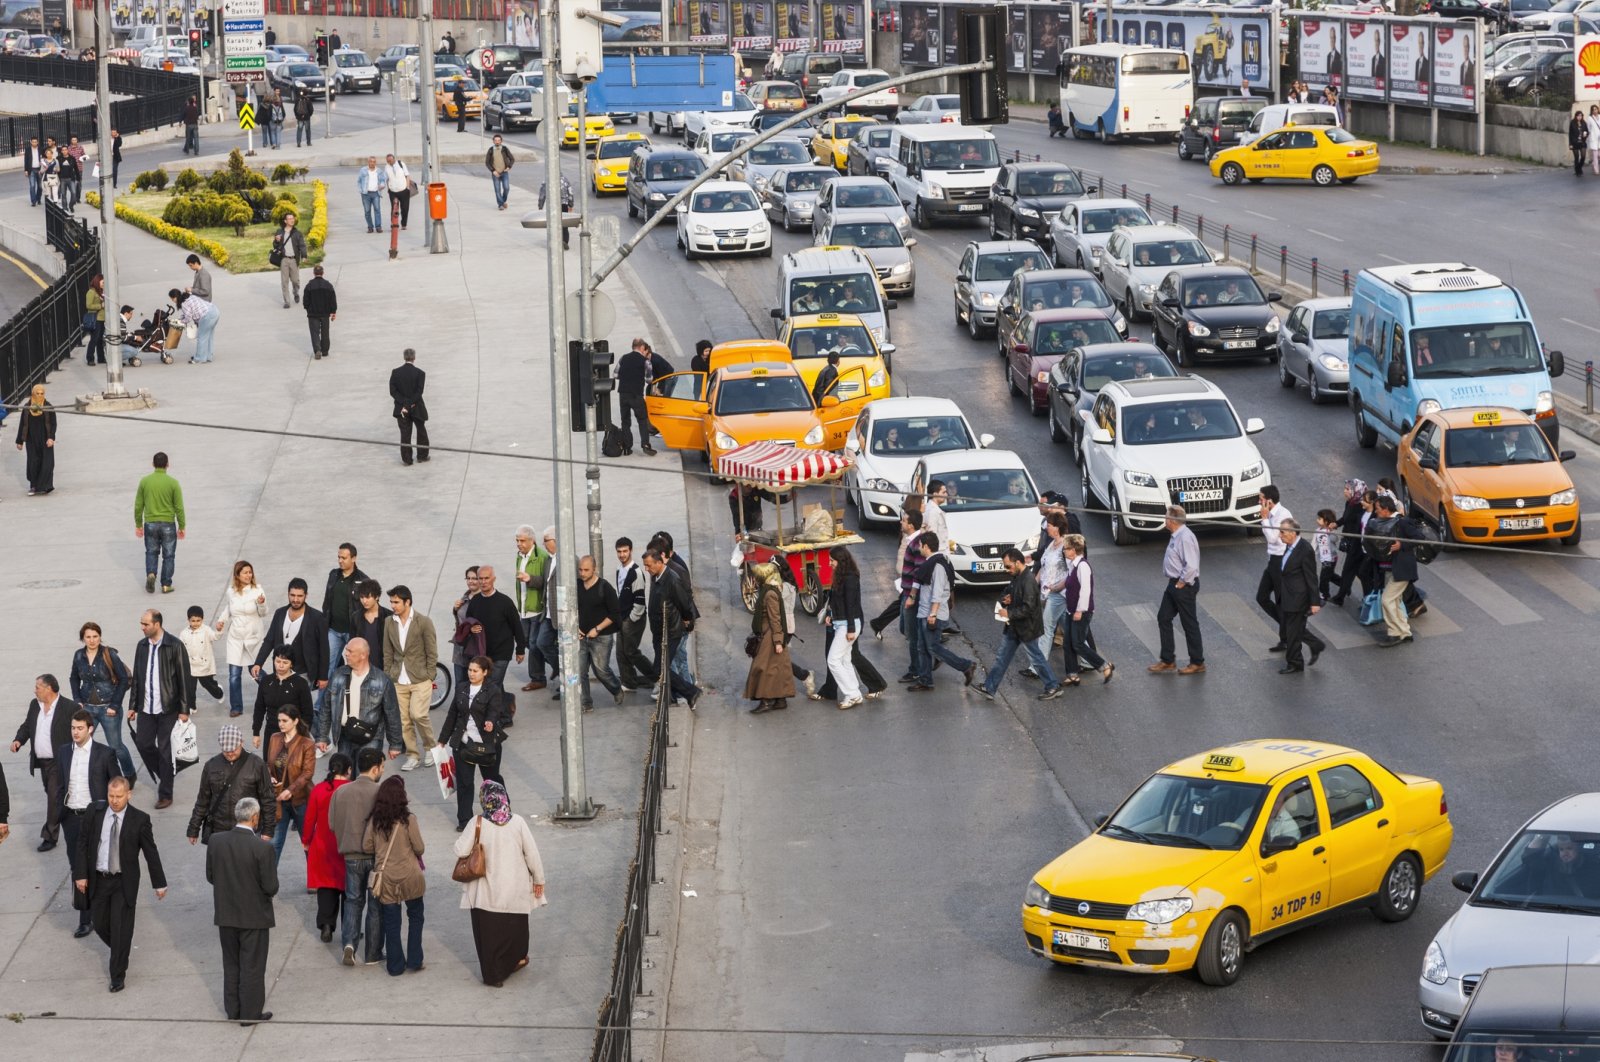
left=458, top=739, right=499, bottom=767
left=81, top=310, right=98, bottom=331
left=452, top=819, right=487, bottom=883
left=184, top=322, right=198, bottom=340
left=341, top=714, right=377, bottom=747
left=368, top=824, right=401, bottom=894
left=407, top=176, right=419, bottom=194
left=744, top=632, right=761, bottom=658
left=1358, top=589, right=1384, bottom=627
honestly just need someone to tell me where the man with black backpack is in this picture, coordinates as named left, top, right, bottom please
left=293, top=88, right=315, bottom=147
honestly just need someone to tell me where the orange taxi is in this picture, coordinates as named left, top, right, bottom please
left=436, top=75, right=487, bottom=119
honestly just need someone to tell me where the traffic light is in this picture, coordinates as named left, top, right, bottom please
left=315, top=34, right=329, bottom=65
left=956, top=7, right=1008, bottom=125
left=568, top=340, right=615, bottom=431
left=204, top=11, right=217, bottom=49
left=590, top=340, right=615, bottom=399
left=188, top=28, right=202, bottom=58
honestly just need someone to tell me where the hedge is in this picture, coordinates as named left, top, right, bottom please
left=307, top=179, right=328, bottom=251
left=85, top=191, right=231, bottom=267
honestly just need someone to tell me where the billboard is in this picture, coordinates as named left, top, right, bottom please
left=1344, top=20, right=1384, bottom=101
left=1097, top=8, right=1271, bottom=90
left=1030, top=6, right=1068, bottom=75
left=900, top=3, right=941, bottom=67
left=1007, top=6, right=1028, bottom=74
left=504, top=0, right=539, bottom=48
left=820, top=2, right=865, bottom=53
left=1387, top=21, right=1430, bottom=105
left=775, top=0, right=813, bottom=52
left=599, top=0, right=663, bottom=43
left=732, top=0, right=774, bottom=51
left=690, top=0, right=729, bottom=44
left=1432, top=24, right=1478, bottom=110
left=1297, top=20, right=1336, bottom=90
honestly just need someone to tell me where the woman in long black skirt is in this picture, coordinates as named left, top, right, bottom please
left=15, top=383, right=55, bottom=495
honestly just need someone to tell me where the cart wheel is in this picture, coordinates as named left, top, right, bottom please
left=161, top=354, right=174, bottom=364
left=740, top=565, right=759, bottom=613
left=127, top=357, right=141, bottom=367
left=799, top=566, right=824, bottom=615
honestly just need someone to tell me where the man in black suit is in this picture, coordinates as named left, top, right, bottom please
left=1275, top=520, right=1326, bottom=674
left=1326, top=26, right=1343, bottom=80
left=127, top=610, right=192, bottom=810
left=252, top=578, right=330, bottom=690
left=207, top=797, right=278, bottom=1025
left=57, top=709, right=123, bottom=936
left=389, top=347, right=430, bottom=466
left=10, top=674, right=77, bottom=850
left=75, top=775, right=166, bottom=991
left=1415, top=50, right=1431, bottom=85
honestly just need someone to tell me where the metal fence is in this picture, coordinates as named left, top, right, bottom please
left=2, top=203, right=98, bottom=405
left=591, top=687, right=672, bottom=1062
left=1, top=55, right=196, bottom=156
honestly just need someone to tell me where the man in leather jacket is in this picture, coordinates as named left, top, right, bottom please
left=128, top=610, right=192, bottom=808
left=313, top=638, right=402, bottom=761
left=185, top=724, right=275, bottom=844
left=643, top=549, right=701, bottom=709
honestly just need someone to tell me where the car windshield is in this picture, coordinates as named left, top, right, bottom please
left=937, top=468, right=1037, bottom=512
left=1022, top=277, right=1112, bottom=310
left=647, top=157, right=704, bottom=181
left=715, top=375, right=814, bottom=415
left=1312, top=308, right=1351, bottom=339
left=1082, top=206, right=1152, bottom=233
left=1035, top=318, right=1121, bottom=352
left=837, top=183, right=899, bottom=208
left=1132, top=239, right=1209, bottom=267
left=831, top=222, right=901, bottom=247
left=854, top=72, right=890, bottom=86
left=731, top=94, right=756, bottom=111
left=784, top=169, right=829, bottom=192
left=500, top=88, right=533, bottom=104
left=863, top=128, right=893, bottom=147
left=1448, top=1036, right=1600, bottom=1062
left=285, top=64, right=321, bottom=77
left=870, top=416, right=973, bottom=454
left=1105, top=773, right=1267, bottom=851
left=1443, top=423, right=1556, bottom=467
left=711, top=131, right=754, bottom=152
left=1472, top=829, right=1600, bottom=913
left=1018, top=168, right=1085, bottom=196
left=335, top=52, right=371, bottom=67
left=1185, top=276, right=1267, bottom=307
left=767, top=83, right=803, bottom=99
left=975, top=250, right=1051, bottom=282
left=278, top=46, right=308, bottom=56
left=1082, top=353, right=1177, bottom=391
left=789, top=276, right=882, bottom=315
left=920, top=138, right=1000, bottom=170
left=1410, top=323, right=1542, bottom=380
left=788, top=325, right=874, bottom=359
left=1121, top=399, right=1243, bottom=444
left=598, top=139, right=638, bottom=159
left=448, top=78, right=482, bottom=92
left=692, top=188, right=760, bottom=212
left=750, top=140, right=810, bottom=164
left=828, top=121, right=874, bottom=141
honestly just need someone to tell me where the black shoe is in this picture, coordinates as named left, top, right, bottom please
left=1267, top=643, right=1288, bottom=653
left=37, top=840, right=56, bottom=852
left=1277, top=664, right=1304, bottom=674
left=907, top=683, right=934, bottom=692
left=1019, top=666, right=1038, bottom=679
left=642, top=445, right=657, bottom=456
left=1329, top=596, right=1347, bottom=606
left=240, top=1012, right=273, bottom=1027
left=1378, top=636, right=1414, bottom=648
left=320, top=927, right=333, bottom=942
left=1410, top=604, right=1429, bottom=617
left=74, top=923, right=93, bottom=938
left=109, top=979, right=125, bottom=992
left=962, top=663, right=977, bottom=687
left=898, top=673, right=918, bottom=683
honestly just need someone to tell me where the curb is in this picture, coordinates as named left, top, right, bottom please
left=1555, top=392, right=1600, bottom=446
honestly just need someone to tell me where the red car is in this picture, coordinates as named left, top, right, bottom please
left=1004, top=308, right=1123, bottom=415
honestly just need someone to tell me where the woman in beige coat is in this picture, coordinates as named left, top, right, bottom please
left=743, top=562, right=795, bottom=714
left=362, top=776, right=426, bottom=976
left=215, top=559, right=268, bottom=717
left=454, top=780, right=546, bottom=987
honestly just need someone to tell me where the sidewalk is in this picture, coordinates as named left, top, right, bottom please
left=0, top=121, right=687, bottom=1057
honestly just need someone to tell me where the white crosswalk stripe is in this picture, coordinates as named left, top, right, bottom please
left=1112, top=603, right=1167, bottom=660
left=1522, top=557, right=1600, bottom=614
left=1197, top=592, right=1280, bottom=661
left=1424, top=558, right=1541, bottom=625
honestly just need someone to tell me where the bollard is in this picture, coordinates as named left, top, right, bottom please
left=1587, top=360, right=1595, bottom=414
left=1196, top=215, right=1204, bottom=239
left=1311, top=257, right=1319, bottom=297
left=1280, top=246, right=1288, bottom=285
left=1222, top=224, right=1230, bottom=261
left=1144, top=191, right=1151, bottom=212
left=1342, top=269, right=1351, bottom=296
left=1250, top=234, right=1258, bottom=273
left=1120, top=182, right=1128, bottom=198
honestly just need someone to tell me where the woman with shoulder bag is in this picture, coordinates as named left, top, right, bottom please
left=453, top=780, right=546, bottom=988
left=438, top=655, right=509, bottom=831
left=303, top=753, right=353, bottom=942
left=265, top=705, right=316, bottom=865
left=83, top=274, right=107, bottom=365
left=70, top=620, right=137, bottom=780
left=362, top=775, right=426, bottom=976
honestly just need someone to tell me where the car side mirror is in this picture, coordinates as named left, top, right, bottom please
left=1090, top=426, right=1113, bottom=445
left=585, top=150, right=596, bottom=159
left=1245, top=417, right=1265, bottom=435
left=1057, top=381, right=1076, bottom=395
left=1549, top=348, right=1566, bottom=377
left=880, top=343, right=896, bottom=356
left=978, top=432, right=995, bottom=448
left=1451, top=871, right=1479, bottom=894
left=1266, top=292, right=1283, bottom=303
left=1160, top=297, right=1180, bottom=309
left=1292, top=330, right=1309, bottom=345
left=905, top=237, right=918, bottom=247
left=1560, top=449, right=1577, bottom=462
left=821, top=395, right=841, bottom=408
left=885, top=299, right=898, bottom=310
left=1093, top=814, right=1109, bottom=828
left=1419, top=456, right=1438, bottom=472
left=1262, top=836, right=1298, bottom=856
left=770, top=308, right=783, bottom=319
left=1086, top=184, right=1099, bottom=195
left=674, top=203, right=687, bottom=214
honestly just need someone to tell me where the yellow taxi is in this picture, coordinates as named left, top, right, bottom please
left=1210, top=125, right=1380, bottom=187
left=1397, top=406, right=1580, bottom=547
left=810, top=115, right=879, bottom=172
left=644, top=346, right=872, bottom=468
left=435, top=75, right=487, bottom=119
left=1022, top=739, right=1453, bottom=985
left=590, top=131, right=648, bottom=194
left=776, top=312, right=892, bottom=403
left=561, top=105, right=615, bottom=148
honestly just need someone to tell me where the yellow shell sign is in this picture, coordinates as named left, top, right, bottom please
left=1582, top=39, right=1600, bottom=77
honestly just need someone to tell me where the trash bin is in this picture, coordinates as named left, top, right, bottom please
left=428, top=182, right=448, bottom=220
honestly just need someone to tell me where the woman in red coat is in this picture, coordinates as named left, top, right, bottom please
left=302, top=752, right=353, bottom=942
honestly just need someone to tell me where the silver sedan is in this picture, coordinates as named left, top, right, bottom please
left=727, top=137, right=814, bottom=197
left=1277, top=296, right=1351, bottom=404
left=759, top=165, right=836, bottom=232
left=896, top=94, right=962, bottom=124
left=1047, top=198, right=1154, bottom=276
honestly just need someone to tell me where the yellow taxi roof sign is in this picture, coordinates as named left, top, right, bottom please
left=1202, top=753, right=1246, bottom=773
left=751, top=366, right=769, bottom=376
left=820, top=245, right=845, bottom=252
left=1472, top=410, right=1502, bottom=425
left=817, top=312, right=839, bottom=321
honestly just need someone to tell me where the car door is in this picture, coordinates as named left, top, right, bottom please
left=1102, top=233, right=1128, bottom=303
left=1055, top=206, right=1081, bottom=266
left=1253, top=776, right=1332, bottom=933
left=1313, top=762, right=1393, bottom=909
left=992, top=164, right=1015, bottom=233
left=1248, top=130, right=1288, bottom=176
left=1008, top=313, right=1033, bottom=392
left=1280, top=130, right=1319, bottom=179
left=1282, top=306, right=1308, bottom=380
left=955, top=245, right=977, bottom=317
left=1152, top=273, right=1182, bottom=347
left=1083, top=393, right=1117, bottom=492
left=997, top=274, right=1024, bottom=351
left=1403, top=418, right=1443, bottom=518
left=812, top=182, right=834, bottom=238
left=644, top=371, right=710, bottom=452
left=818, top=367, right=874, bottom=448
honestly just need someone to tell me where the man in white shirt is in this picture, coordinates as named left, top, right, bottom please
left=11, top=674, right=76, bottom=850
left=383, top=153, right=411, bottom=230
left=382, top=585, right=439, bottom=772
left=58, top=709, right=121, bottom=936
left=921, top=479, right=950, bottom=548
left=76, top=776, right=167, bottom=992
left=1256, top=484, right=1294, bottom=652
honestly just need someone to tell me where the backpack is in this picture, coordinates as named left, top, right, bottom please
left=602, top=425, right=627, bottom=458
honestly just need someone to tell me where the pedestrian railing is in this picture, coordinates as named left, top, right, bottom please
left=0, top=210, right=99, bottom=405
left=45, top=198, right=94, bottom=262
left=0, top=55, right=196, bottom=157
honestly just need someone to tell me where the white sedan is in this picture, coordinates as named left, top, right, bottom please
left=692, top=127, right=757, bottom=170
left=675, top=181, right=773, bottom=259
left=844, top=398, right=993, bottom=526
left=897, top=94, right=962, bottom=124
left=907, top=449, right=1041, bottom=585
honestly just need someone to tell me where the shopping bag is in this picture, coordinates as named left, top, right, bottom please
left=1358, top=590, right=1384, bottom=627
left=172, top=717, right=200, bottom=772
left=434, top=744, right=456, bottom=798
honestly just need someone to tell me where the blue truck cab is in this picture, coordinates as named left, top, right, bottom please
left=1348, top=263, right=1564, bottom=451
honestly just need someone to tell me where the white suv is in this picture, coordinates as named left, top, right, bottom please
left=816, top=68, right=899, bottom=118
left=1078, top=376, right=1269, bottom=545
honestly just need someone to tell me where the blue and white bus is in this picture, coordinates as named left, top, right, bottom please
left=1059, top=43, right=1192, bottom=143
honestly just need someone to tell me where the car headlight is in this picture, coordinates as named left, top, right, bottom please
left=1036, top=371, right=1050, bottom=383
left=1024, top=880, right=1051, bottom=910
left=1126, top=896, right=1193, bottom=924
left=948, top=541, right=970, bottom=555
left=1537, top=389, right=1554, bottom=413
left=926, top=182, right=946, bottom=199
left=1090, top=246, right=1103, bottom=258
left=1265, top=316, right=1281, bottom=334
left=1417, top=399, right=1442, bottom=417
left=1453, top=494, right=1489, bottom=511
left=1551, top=488, right=1577, bottom=505
left=1422, top=940, right=1449, bottom=985
left=294, top=79, right=306, bottom=87
left=864, top=477, right=896, bottom=491
left=978, top=292, right=997, bottom=308
left=693, top=224, right=711, bottom=235
left=802, top=424, right=825, bottom=445
left=1018, top=206, right=1041, bottom=219
left=1123, top=470, right=1158, bottom=488
left=1113, top=311, right=1127, bottom=332
left=1317, top=353, right=1346, bottom=371
left=891, top=261, right=912, bottom=274
left=1187, top=320, right=1212, bottom=337
left=869, top=327, right=884, bottom=344
left=1238, top=461, right=1264, bottom=482
left=868, top=369, right=886, bottom=388
left=1508, top=75, right=1527, bottom=87
left=1138, top=283, right=1155, bottom=295
left=649, top=192, right=666, bottom=201
left=714, top=431, right=738, bottom=450
left=598, top=167, right=613, bottom=176
left=751, top=219, right=770, bottom=233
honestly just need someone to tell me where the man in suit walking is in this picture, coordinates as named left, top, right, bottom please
left=58, top=709, right=123, bottom=936
left=207, top=797, right=278, bottom=1025
left=11, top=674, right=77, bottom=850
left=1275, top=520, right=1326, bottom=674
left=75, top=775, right=166, bottom=991
left=251, top=578, right=330, bottom=690
left=127, top=610, right=192, bottom=809
left=389, top=348, right=430, bottom=465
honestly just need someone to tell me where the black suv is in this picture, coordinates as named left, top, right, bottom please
left=1151, top=266, right=1283, bottom=366
left=1178, top=95, right=1267, bottom=162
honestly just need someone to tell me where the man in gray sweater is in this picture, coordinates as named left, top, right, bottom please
left=185, top=254, right=213, bottom=303
left=326, top=747, right=384, bottom=966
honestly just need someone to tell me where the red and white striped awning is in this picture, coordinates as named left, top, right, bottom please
left=716, top=440, right=854, bottom=489
left=773, top=37, right=813, bottom=52
left=820, top=39, right=864, bottom=53
left=733, top=34, right=772, bottom=50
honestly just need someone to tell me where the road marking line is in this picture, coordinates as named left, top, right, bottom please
left=1305, top=228, right=1344, bottom=243
left=697, top=261, right=728, bottom=289
left=1197, top=592, right=1280, bottom=661
left=1410, top=601, right=1461, bottom=638
left=1245, top=210, right=1277, bottom=221
left=1306, top=610, right=1372, bottom=650
left=1378, top=254, right=1406, bottom=264
left=1425, top=559, right=1541, bottom=625
left=1112, top=603, right=1167, bottom=661
left=1189, top=193, right=1219, bottom=204
left=1523, top=558, right=1600, bottom=614
left=0, top=247, right=49, bottom=289
left=1560, top=316, right=1600, bottom=335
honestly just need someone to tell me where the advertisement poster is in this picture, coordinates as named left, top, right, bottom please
left=1031, top=5, right=1067, bottom=75
left=820, top=2, right=864, bottom=53
left=690, top=0, right=728, bottom=44
left=732, top=0, right=773, bottom=51
left=1098, top=9, right=1272, bottom=90
left=900, top=3, right=941, bottom=67
left=943, top=8, right=960, bottom=67
left=1579, top=34, right=1600, bottom=104
left=1007, top=6, right=1028, bottom=74
left=775, top=0, right=813, bottom=52
left=1387, top=22, right=1430, bottom=104
left=504, top=1, right=539, bottom=48
left=599, top=0, right=663, bottom=43
left=1433, top=25, right=1479, bottom=110
left=1344, top=20, right=1385, bottom=101
left=1298, top=20, right=1333, bottom=88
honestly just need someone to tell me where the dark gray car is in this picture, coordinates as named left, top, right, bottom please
left=1046, top=342, right=1175, bottom=463
left=626, top=149, right=707, bottom=220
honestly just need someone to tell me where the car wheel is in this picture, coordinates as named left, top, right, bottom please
left=1049, top=403, right=1067, bottom=443
left=1278, top=353, right=1296, bottom=389
left=1374, top=854, right=1423, bottom=923
left=1220, top=162, right=1245, bottom=186
left=1177, top=137, right=1192, bottom=160
left=954, top=299, right=964, bottom=327
left=628, top=198, right=639, bottom=218
left=1096, top=120, right=1112, bottom=144
left=968, top=304, right=984, bottom=340
left=1075, top=250, right=1086, bottom=270
left=1436, top=506, right=1459, bottom=551
left=913, top=197, right=930, bottom=229
left=1353, top=399, right=1378, bottom=449
left=1109, top=488, right=1138, bottom=546
left=1309, top=372, right=1325, bottom=404
left=1005, top=357, right=1020, bottom=395
left=781, top=206, right=792, bottom=232
left=649, top=115, right=659, bottom=133
left=1197, top=910, right=1246, bottom=986
left=1203, top=142, right=1216, bottom=163
left=1175, top=335, right=1191, bottom=369
left=988, top=211, right=999, bottom=239
left=1080, top=460, right=1097, bottom=508
left=1313, top=165, right=1337, bottom=187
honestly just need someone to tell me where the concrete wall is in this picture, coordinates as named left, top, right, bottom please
left=0, top=222, right=64, bottom=280
left=0, top=84, right=135, bottom=117
left=1346, top=100, right=1567, bottom=166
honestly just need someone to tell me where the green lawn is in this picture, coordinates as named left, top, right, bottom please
left=117, top=182, right=325, bottom=273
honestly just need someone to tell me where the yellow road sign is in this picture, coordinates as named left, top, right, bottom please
left=237, top=101, right=257, bottom=131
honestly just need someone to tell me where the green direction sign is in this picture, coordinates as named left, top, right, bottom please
left=224, top=55, right=266, bottom=70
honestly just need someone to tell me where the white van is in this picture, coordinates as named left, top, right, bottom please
left=1237, top=103, right=1341, bottom=146
left=884, top=124, right=1001, bottom=229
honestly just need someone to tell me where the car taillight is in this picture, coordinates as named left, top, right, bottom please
left=1184, top=105, right=1191, bottom=118
left=1440, top=795, right=1449, bottom=815
left=888, top=86, right=897, bottom=94
left=1347, top=150, right=1365, bottom=157
left=1213, top=127, right=1221, bottom=141
left=802, top=75, right=808, bottom=87
left=941, top=113, right=956, bottom=123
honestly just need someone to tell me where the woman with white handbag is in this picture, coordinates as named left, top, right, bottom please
left=168, top=288, right=220, bottom=364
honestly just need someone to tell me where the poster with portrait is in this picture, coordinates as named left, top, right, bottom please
left=1432, top=24, right=1479, bottom=110
left=820, top=2, right=864, bottom=53
left=944, top=9, right=961, bottom=66
left=1007, top=6, right=1028, bottom=74
left=1344, top=20, right=1385, bottom=101
left=504, top=1, right=539, bottom=48
left=1387, top=22, right=1430, bottom=104
left=1297, top=20, right=1332, bottom=88
left=1031, top=6, right=1067, bottom=75
left=732, top=0, right=773, bottom=50
left=690, top=0, right=728, bottom=44
left=775, top=0, right=813, bottom=51
left=900, top=3, right=941, bottom=67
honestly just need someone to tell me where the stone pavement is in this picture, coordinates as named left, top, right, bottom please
left=0, top=121, right=690, bottom=1058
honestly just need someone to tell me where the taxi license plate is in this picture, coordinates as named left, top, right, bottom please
left=1500, top=516, right=1544, bottom=530
left=1180, top=489, right=1224, bottom=503
left=1224, top=339, right=1255, bottom=349
left=718, top=238, right=744, bottom=249
left=1053, top=929, right=1110, bottom=952
left=958, top=203, right=983, bottom=212
left=974, top=559, right=1005, bottom=573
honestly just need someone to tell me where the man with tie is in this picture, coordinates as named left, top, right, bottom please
left=11, top=674, right=77, bottom=850
left=1256, top=485, right=1295, bottom=654
left=127, top=611, right=192, bottom=810
left=207, top=797, right=278, bottom=1025
left=58, top=709, right=123, bottom=936
left=75, top=775, right=166, bottom=991
left=1275, top=519, right=1326, bottom=674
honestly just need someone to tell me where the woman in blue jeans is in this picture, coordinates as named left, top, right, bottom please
left=265, top=706, right=316, bottom=864
left=169, top=288, right=220, bottom=363
left=69, top=621, right=138, bottom=780
left=362, top=776, right=427, bottom=975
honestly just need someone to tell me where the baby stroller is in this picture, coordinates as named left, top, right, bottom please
left=124, top=305, right=175, bottom=366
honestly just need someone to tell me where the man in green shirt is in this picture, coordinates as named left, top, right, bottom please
left=133, top=452, right=186, bottom=593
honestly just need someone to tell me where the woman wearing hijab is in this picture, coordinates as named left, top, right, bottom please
left=15, top=384, right=55, bottom=495
left=302, top=753, right=352, bottom=943
left=362, top=776, right=426, bottom=976
left=1329, top=478, right=1369, bottom=607
left=744, top=562, right=795, bottom=714
left=454, top=780, right=547, bottom=988
left=438, top=655, right=511, bottom=832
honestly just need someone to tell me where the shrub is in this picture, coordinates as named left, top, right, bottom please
left=130, top=167, right=168, bottom=191
left=160, top=190, right=253, bottom=229
left=270, top=163, right=298, bottom=185
left=276, top=191, right=297, bottom=205
left=225, top=201, right=254, bottom=236
left=87, top=191, right=230, bottom=267
left=172, top=167, right=203, bottom=193
left=270, top=199, right=298, bottom=226
left=307, top=179, right=329, bottom=251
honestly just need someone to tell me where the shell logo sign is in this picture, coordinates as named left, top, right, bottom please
left=1579, top=34, right=1600, bottom=103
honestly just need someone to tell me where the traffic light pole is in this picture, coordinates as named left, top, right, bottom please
left=575, top=86, right=605, bottom=564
